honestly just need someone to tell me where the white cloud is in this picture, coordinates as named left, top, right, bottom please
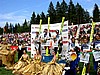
left=0, top=10, right=30, bottom=27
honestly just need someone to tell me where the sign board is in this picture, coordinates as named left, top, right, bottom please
left=31, top=21, right=68, bottom=58
left=93, top=51, right=100, bottom=61
left=80, top=53, right=90, bottom=63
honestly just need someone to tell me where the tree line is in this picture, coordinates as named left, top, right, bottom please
left=1, top=0, right=100, bottom=34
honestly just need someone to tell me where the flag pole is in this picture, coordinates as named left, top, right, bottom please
left=90, top=20, right=95, bottom=43
left=39, top=19, right=42, bottom=34
left=48, top=17, right=50, bottom=33
left=60, top=17, right=65, bottom=35
left=56, top=17, right=65, bottom=58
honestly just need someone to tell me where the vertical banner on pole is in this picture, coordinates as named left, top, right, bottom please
left=48, top=17, right=50, bottom=32
left=90, top=21, right=96, bottom=43
left=60, top=17, right=65, bottom=34
left=45, top=17, right=50, bottom=56
left=39, top=19, right=42, bottom=34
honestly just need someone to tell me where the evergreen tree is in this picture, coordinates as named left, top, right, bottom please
left=36, top=14, right=40, bottom=24
left=47, top=1, right=56, bottom=23
left=27, top=21, right=30, bottom=32
left=68, top=0, right=76, bottom=24
left=40, top=12, right=46, bottom=24
left=0, top=27, right=3, bottom=35
left=30, top=12, right=36, bottom=24
left=9, top=23, right=14, bottom=33
left=75, top=3, right=85, bottom=24
left=83, top=10, right=90, bottom=23
left=60, top=0, right=68, bottom=20
left=93, top=4, right=100, bottom=22
left=55, top=1, right=62, bottom=22
left=17, top=23, right=21, bottom=33
left=5, top=22, right=9, bottom=33
left=14, top=23, right=18, bottom=33
left=23, top=19, right=28, bottom=32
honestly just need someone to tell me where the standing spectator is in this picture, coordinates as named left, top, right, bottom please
left=81, top=38, right=91, bottom=75
left=17, top=44, right=26, bottom=60
left=17, top=43, right=22, bottom=60
left=93, top=34, right=100, bottom=75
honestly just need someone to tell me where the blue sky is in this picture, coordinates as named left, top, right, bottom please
left=0, top=0, right=100, bottom=27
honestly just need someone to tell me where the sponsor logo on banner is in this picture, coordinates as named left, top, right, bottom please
left=62, top=29, right=68, bottom=32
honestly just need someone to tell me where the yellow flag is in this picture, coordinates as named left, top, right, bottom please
left=48, top=17, right=50, bottom=32
left=81, top=65, right=86, bottom=75
left=90, top=22, right=96, bottom=43
left=60, top=17, right=65, bottom=34
left=39, top=19, right=42, bottom=34
left=46, top=47, right=49, bottom=56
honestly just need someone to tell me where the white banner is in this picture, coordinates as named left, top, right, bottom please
left=93, top=51, right=100, bottom=61
left=31, top=21, right=68, bottom=58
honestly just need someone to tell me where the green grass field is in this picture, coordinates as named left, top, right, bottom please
left=0, top=52, right=96, bottom=75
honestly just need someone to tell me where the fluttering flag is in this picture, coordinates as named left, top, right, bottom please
left=46, top=47, right=49, bottom=56
left=60, top=17, right=65, bottom=34
left=39, top=19, right=42, bottom=34
left=90, top=21, right=96, bottom=43
left=81, top=65, right=86, bottom=75
left=48, top=17, right=50, bottom=32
